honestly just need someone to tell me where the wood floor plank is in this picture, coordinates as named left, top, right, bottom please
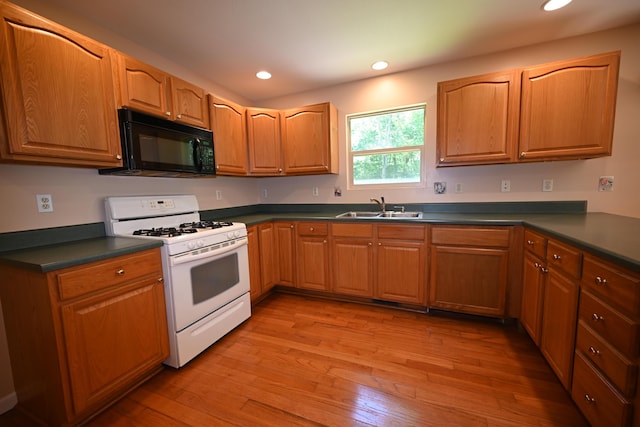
left=0, top=293, right=588, bottom=427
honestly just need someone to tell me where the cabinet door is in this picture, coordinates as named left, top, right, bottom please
left=247, top=107, right=282, bottom=175
left=520, top=251, right=546, bottom=345
left=0, top=3, right=121, bottom=167
left=275, top=222, right=296, bottom=287
left=297, top=236, right=330, bottom=291
left=332, top=237, right=374, bottom=297
left=258, top=223, right=277, bottom=293
left=540, top=268, right=579, bottom=390
left=376, top=240, right=425, bottom=305
left=210, top=96, right=248, bottom=175
left=116, top=53, right=172, bottom=119
left=171, top=77, right=209, bottom=128
left=61, top=277, right=168, bottom=415
left=246, top=225, right=262, bottom=302
left=436, top=70, right=520, bottom=166
left=519, top=51, right=620, bottom=161
left=280, top=102, right=338, bottom=175
left=429, top=246, right=508, bottom=316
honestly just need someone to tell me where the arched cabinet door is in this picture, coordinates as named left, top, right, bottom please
left=0, top=2, right=122, bottom=167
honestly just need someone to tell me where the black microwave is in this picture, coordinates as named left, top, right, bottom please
left=99, top=108, right=215, bottom=177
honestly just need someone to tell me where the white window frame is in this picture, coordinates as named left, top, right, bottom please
left=347, top=103, right=426, bottom=189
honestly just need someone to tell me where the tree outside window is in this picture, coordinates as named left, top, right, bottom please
left=348, top=104, right=425, bottom=187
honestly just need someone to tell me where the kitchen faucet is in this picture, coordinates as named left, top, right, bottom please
left=370, top=196, right=385, bottom=212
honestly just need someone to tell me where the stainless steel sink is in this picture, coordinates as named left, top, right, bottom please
left=335, top=211, right=422, bottom=219
left=335, top=211, right=382, bottom=218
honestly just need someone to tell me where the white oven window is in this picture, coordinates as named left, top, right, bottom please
left=191, top=253, right=240, bottom=304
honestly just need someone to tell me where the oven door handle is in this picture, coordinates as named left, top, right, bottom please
left=170, top=238, right=247, bottom=266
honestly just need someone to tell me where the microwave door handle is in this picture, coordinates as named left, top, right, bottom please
left=192, top=138, right=203, bottom=172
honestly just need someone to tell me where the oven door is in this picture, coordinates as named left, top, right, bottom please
left=168, top=238, right=249, bottom=332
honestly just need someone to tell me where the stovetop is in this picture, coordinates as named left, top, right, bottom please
left=132, top=221, right=235, bottom=237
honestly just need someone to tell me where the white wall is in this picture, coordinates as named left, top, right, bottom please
left=257, top=24, right=640, bottom=219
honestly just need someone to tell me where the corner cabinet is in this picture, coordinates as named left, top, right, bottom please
left=437, top=70, right=520, bottom=166
left=0, top=2, right=122, bottom=167
left=0, top=248, right=169, bottom=426
left=281, top=102, right=338, bottom=175
left=436, top=51, right=620, bottom=167
left=116, top=53, right=209, bottom=129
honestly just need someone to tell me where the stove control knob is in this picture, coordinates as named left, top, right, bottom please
left=197, top=239, right=205, bottom=247
left=188, top=241, right=197, bottom=250
left=227, top=232, right=234, bottom=239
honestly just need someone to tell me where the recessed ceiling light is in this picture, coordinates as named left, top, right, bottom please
left=371, top=61, right=389, bottom=71
left=542, top=0, right=572, bottom=11
left=256, top=70, right=272, bottom=80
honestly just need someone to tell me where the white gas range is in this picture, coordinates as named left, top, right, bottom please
left=104, top=195, right=251, bottom=368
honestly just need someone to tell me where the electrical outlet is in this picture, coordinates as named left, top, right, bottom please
left=215, top=190, right=222, bottom=200
left=455, top=183, right=462, bottom=193
left=312, top=186, right=319, bottom=196
left=542, top=179, right=554, bottom=192
left=501, top=180, right=510, bottom=192
left=261, top=189, right=268, bottom=198
left=36, top=194, right=53, bottom=213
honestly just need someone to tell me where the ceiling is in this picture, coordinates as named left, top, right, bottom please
left=18, top=0, right=640, bottom=102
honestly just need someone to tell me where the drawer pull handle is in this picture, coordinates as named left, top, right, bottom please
left=588, top=346, right=601, bottom=356
left=552, top=254, right=561, bottom=260
left=591, top=313, right=604, bottom=322
left=527, top=240, right=535, bottom=246
left=116, top=269, right=125, bottom=275
left=584, top=394, right=596, bottom=404
left=594, top=276, right=608, bottom=286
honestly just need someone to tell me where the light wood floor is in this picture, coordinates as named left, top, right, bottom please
left=1, top=293, right=588, bottom=426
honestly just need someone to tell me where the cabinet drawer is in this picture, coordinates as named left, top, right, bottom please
left=331, top=223, right=373, bottom=238
left=547, top=239, right=582, bottom=279
left=378, top=224, right=426, bottom=241
left=523, top=229, right=547, bottom=259
left=56, top=249, right=162, bottom=300
left=297, top=222, right=328, bottom=236
left=582, top=254, right=640, bottom=317
left=431, top=226, right=509, bottom=247
left=576, top=321, right=636, bottom=397
left=572, top=352, right=632, bottom=427
left=579, top=290, right=639, bottom=358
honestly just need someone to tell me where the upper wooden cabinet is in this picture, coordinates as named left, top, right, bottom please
left=436, top=51, right=620, bottom=167
left=247, top=107, right=282, bottom=175
left=281, top=102, right=338, bottom=175
left=437, top=70, right=520, bottom=166
left=519, top=51, right=620, bottom=161
left=0, top=2, right=122, bottom=167
left=209, top=95, right=248, bottom=175
left=116, top=53, right=209, bottom=129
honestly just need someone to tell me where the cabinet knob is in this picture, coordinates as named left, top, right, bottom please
left=591, top=313, right=604, bottom=322
left=594, top=276, right=608, bottom=286
left=588, top=346, right=601, bottom=356
left=165, top=111, right=171, bottom=116
left=323, top=240, right=327, bottom=244
left=368, top=242, right=372, bottom=246
left=584, top=394, right=596, bottom=404
left=278, top=168, right=283, bottom=173
left=540, top=267, right=548, bottom=274
left=116, top=269, right=125, bottom=275
left=520, top=152, right=527, bottom=158
left=527, top=240, right=535, bottom=246
left=290, top=225, right=294, bottom=229
left=552, top=254, right=561, bottom=261
left=158, top=277, right=164, bottom=283
left=116, top=154, right=122, bottom=160
left=176, top=114, right=182, bottom=119
left=309, top=227, right=314, bottom=232
left=439, top=158, right=445, bottom=162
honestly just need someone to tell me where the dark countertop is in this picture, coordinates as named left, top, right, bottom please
left=0, top=237, right=162, bottom=272
left=216, top=211, right=640, bottom=272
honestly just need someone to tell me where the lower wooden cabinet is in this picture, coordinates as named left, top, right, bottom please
left=274, top=221, right=296, bottom=287
left=0, top=248, right=168, bottom=426
left=331, top=223, right=375, bottom=297
left=296, top=222, right=330, bottom=291
left=247, top=223, right=277, bottom=302
left=429, top=226, right=511, bottom=317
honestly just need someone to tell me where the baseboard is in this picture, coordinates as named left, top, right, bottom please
left=0, top=391, right=17, bottom=414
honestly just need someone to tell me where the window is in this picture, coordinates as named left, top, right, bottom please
left=347, top=104, right=425, bottom=187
